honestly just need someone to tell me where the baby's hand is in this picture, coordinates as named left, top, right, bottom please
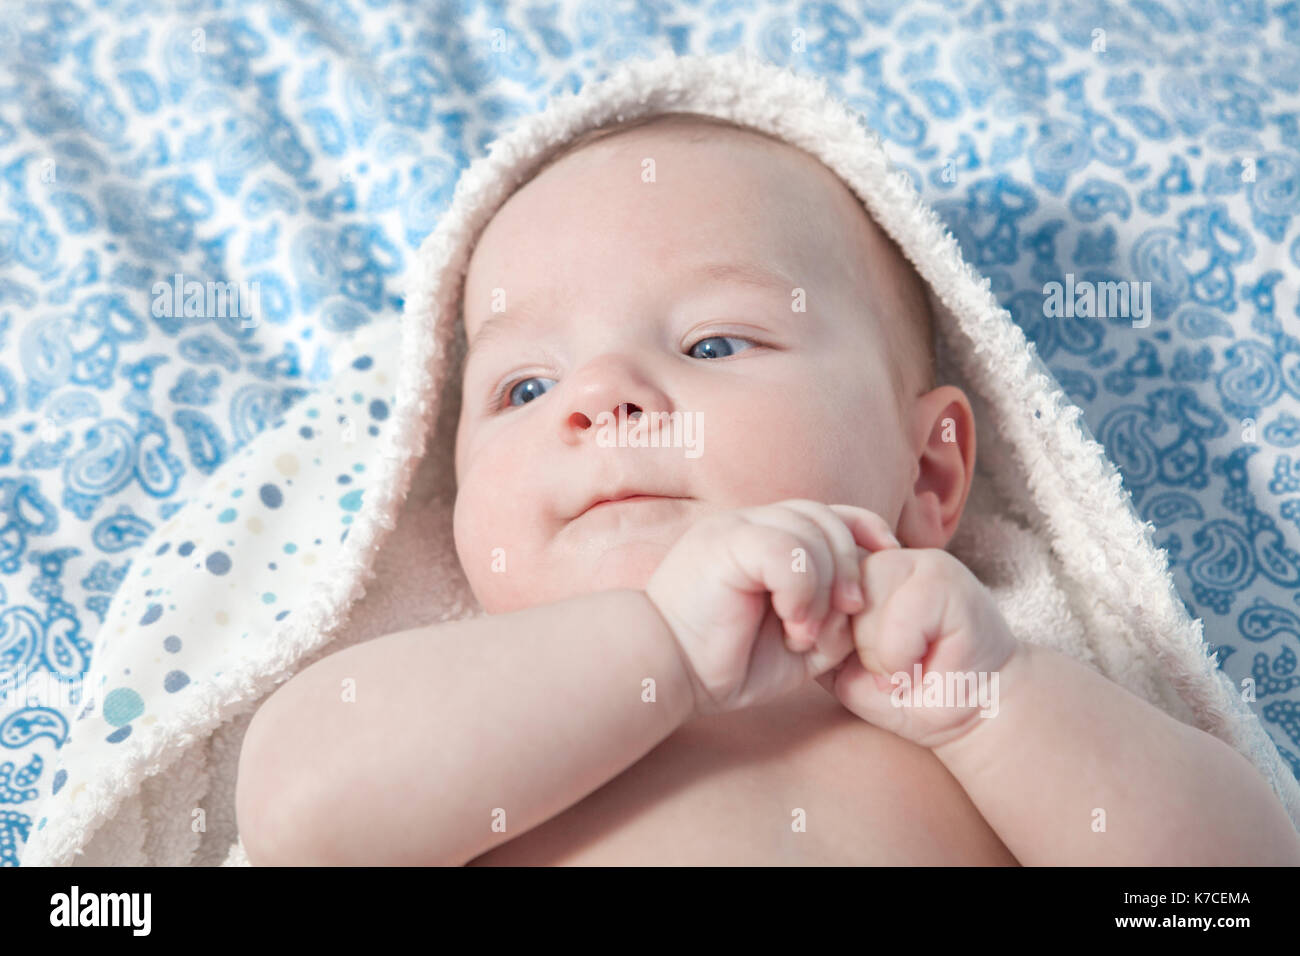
left=817, top=547, right=1022, bottom=750
left=645, top=500, right=901, bottom=719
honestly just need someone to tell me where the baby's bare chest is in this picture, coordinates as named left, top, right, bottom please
left=468, top=684, right=1019, bottom=866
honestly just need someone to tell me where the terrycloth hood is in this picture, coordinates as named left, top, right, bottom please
left=20, top=49, right=1300, bottom=867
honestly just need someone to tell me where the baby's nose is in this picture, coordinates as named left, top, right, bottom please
left=560, top=355, right=670, bottom=443
left=567, top=401, right=642, bottom=432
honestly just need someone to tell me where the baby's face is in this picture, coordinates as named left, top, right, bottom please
left=453, top=124, right=921, bottom=614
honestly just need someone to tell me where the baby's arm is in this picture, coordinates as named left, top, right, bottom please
left=235, top=588, right=694, bottom=866
left=931, top=642, right=1300, bottom=865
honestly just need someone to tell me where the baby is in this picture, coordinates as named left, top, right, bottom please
left=235, top=112, right=1300, bottom=866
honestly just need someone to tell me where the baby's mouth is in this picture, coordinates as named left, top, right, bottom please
left=583, top=494, right=673, bottom=514
left=571, top=494, right=692, bottom=521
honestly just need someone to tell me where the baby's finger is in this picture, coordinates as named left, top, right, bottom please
left=776, top=499, right=869, bottom=617
left=830, top=653, right=909, bottom=736
left=727, top=522, right=826, bottom=654
left=802, top=609, right=855, bottom=680
left=745, top=508, right=836, bottom=652
left=852, top=549, right=930, bottom=676
left=827, top=505, right=901, bottom=556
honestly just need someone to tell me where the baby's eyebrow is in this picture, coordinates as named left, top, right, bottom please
left=465, top=306, right=546, bottom=365
left=688, top=260, right=797, bottom=296
left=463, top=259, right=797, bottom=366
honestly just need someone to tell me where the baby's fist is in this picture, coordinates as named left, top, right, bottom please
left=818, top=548, right=1021, bottom=750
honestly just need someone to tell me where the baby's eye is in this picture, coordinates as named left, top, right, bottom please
left=504, top=376, right=556, bottom=407
left=492, top=335, right=758, bottom=411
left=687, top=335, right=757, bottom=359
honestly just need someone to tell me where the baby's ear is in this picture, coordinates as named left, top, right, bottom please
left=896, top=385, right=975, bottom=550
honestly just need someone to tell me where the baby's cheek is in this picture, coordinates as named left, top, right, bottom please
left=452, top=485, right=503, bottom=591
left=704, top=424, right=832, bottom=504
left=453, top=476, right=545, bottom=613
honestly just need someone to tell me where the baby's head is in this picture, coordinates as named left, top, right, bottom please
left=452, top=112, right=975, bottom=614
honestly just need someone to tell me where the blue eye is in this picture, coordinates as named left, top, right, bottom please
left=493, top=334, right=758, bottom=411
left=505, top=376, right=556, bottom=407
left=688, top=335, right=756, bottom=359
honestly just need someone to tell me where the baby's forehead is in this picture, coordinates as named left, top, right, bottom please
left=462, top=119, right=907, bottom=334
